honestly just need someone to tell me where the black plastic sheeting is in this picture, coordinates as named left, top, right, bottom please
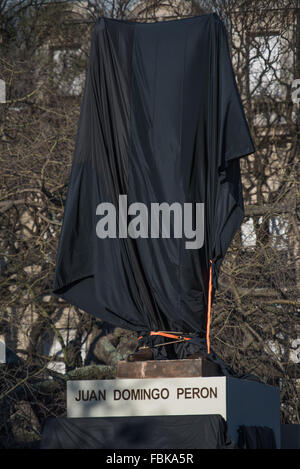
left=237, top=425, right=277, bottom=449
left=53, top=13, right=255, bottom=359
left=281, top=424, right=300, bottom=449
left=39, top=416, right=278, bottom=449
left=39, top=415, right=236, bottom=449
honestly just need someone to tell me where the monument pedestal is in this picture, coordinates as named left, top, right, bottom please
left=116, top=357, right=222, bottom=378
left=67, top=359, right=281, bottom=448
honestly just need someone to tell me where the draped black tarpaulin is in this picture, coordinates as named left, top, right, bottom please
left=53, top=13, right=255, bottom=359
left=39, top=417, right=278, bottom=449
left=40, top=415, right=236, bottom=449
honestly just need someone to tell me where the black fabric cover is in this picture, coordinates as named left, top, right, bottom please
left=237, top=425, right=277, bottom=449
left=39, top=415, right=236, bottom=449
left=281, top=424, right=300, bottom=449
left=53, top=13, right=255, bottom=358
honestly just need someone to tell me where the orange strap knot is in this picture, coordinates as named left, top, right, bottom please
left=138, top=331, right=192, bottom=342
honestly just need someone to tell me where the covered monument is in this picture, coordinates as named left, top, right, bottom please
left=53, top=13, right=255, bottom=360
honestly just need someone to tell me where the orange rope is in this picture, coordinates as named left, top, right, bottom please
left=206, top=259, right=213, bottom=354
left=138, top=331, right=192, bottom=341
left=150, top=331, right=191, bottom=341
left=139, top=262, right=214, bottom=355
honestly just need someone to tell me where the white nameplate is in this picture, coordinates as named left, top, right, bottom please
left=67, top=377, right=227, bottom=418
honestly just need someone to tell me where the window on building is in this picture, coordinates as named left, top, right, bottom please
left=241, top=215, right=288, bottom=250
left=52, top=48, right=85, bottom=96
left=241, top=217, right=258, bottom=249
left=249, top=33, right=281, bottom=97
left=268, top=215, right=289, bottom=250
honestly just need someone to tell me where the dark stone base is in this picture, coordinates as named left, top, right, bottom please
left=116, top=358, right=222, bottom=379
